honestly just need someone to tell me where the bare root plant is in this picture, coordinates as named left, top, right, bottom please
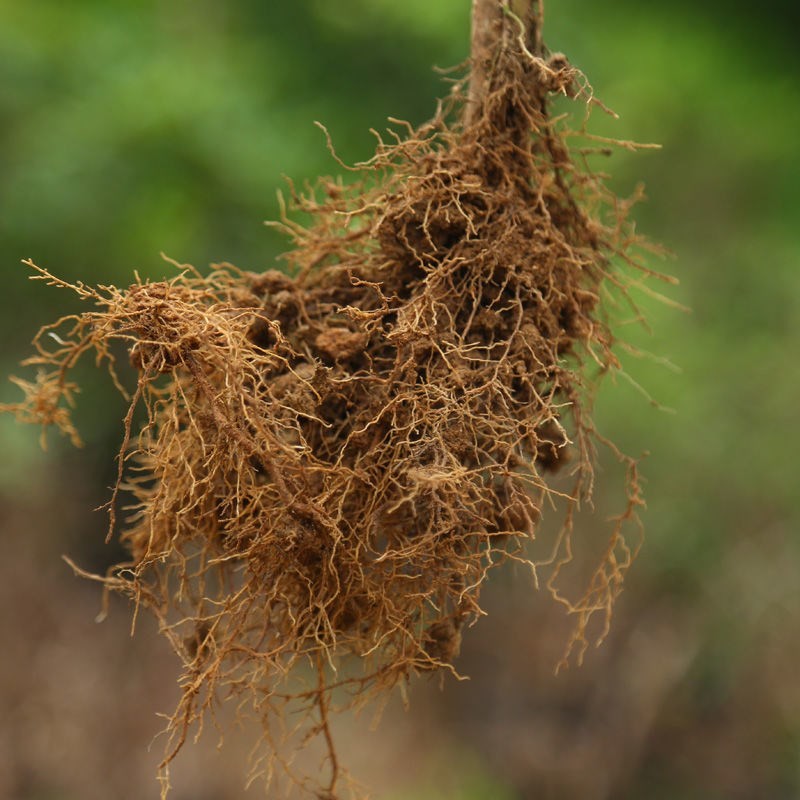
left=3, top=1, right=671, bottom=796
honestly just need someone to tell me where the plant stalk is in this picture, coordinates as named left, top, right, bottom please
left=467, top=0, right=542, bottom=125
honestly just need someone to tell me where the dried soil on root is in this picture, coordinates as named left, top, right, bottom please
left=5, top=37, right=664, bottom=799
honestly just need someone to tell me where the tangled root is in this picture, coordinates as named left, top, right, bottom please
left=3, top=16, right=670, bottom=798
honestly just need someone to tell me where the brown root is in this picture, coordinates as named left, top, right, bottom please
left=2, top=7, right=670, bottom=797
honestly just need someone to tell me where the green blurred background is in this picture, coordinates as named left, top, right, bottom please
left=1, top=1, right=798, bottom=798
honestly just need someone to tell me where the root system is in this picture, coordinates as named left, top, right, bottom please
left=3, top=4, right=670, bottom=797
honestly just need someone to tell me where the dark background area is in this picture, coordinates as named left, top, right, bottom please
left=1, top=1, right=798, bottom=798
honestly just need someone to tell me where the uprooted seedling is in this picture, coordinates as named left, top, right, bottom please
left=2, top=6, right=671, bottom=797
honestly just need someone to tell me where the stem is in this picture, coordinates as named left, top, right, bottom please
left=467, top=0, right=542, bottom=125
left=467, top=0, right=502, bottom=125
